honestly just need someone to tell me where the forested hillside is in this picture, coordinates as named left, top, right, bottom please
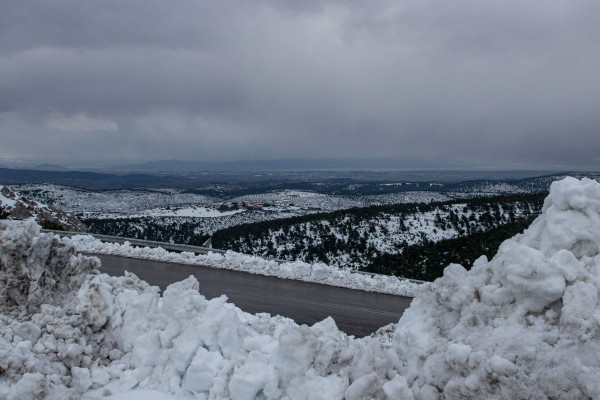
left=363, top=217, right=536, bottom=280
left=212, top=193, right=545, bottom=270
left=83, top=217, right=211, bottom=246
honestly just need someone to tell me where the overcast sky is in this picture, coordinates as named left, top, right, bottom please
left=1, top=0, right=599, bottom=169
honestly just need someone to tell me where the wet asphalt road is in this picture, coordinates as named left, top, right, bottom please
left=92, top=254, right=413, bottom=337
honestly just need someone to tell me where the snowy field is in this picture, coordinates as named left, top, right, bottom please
left=2, top=177, right=600, bottom=399
left=114, top=207, right=244, bottom=219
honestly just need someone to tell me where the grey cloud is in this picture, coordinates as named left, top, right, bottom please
left=0, top=0, right=599, bottom=167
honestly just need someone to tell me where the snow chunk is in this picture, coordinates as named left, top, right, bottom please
left=71, top=367, right=92, bottom=392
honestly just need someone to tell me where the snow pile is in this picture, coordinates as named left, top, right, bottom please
left=70, top=235, right=423, bottom=297
left=2, top=177, right=600, bottom=399
left=0, top=222, right=107, bottom=399
left=0, top=220, right=401, bottom=399
left=0, top=222, right=97, bottom=312
left=394, top=177, right=600, bottom=398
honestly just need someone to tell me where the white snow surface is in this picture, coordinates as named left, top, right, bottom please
left=68, top=234, right=422, bottom=297
left=123, top=206, right=244, bottom=219
left=2, top=177, right=600, bottom=399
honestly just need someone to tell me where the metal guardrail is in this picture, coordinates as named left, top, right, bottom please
left=41, top=229, right=427, bottom=284
left=349, top=269, right=427, bottom=284
left=42, top=229, right=230, bottom=256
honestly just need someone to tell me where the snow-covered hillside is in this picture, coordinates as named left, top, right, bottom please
left=0, top=185, right=86, bottom=231
left=15, top=184, right=455, bottom=218
left=82, top=212, right=300, bottom=241
left=13, top=184, right=464, bottom=241
left=12, top=184, right=219, bottom=214
left=214, top=194, right=543, bottom=269
left=2, top=177, right=600, bottom=399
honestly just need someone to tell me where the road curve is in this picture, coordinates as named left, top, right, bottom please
left=92, top=254, right=413, bottom=337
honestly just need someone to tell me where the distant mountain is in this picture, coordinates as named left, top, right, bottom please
left=0, top=167, right=189, bottom=190
left=2, top=165, right=598, bottom=194
left=32, top=164, right=70, bottom=171
left=0, top=185, right=87, bottom=231
left=444, top=172, right=600, bottom=193
left=114, top=157, right=474, bottom=172
left=114, top=160, right=216, bottom=171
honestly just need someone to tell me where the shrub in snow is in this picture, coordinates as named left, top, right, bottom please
left=1, top=177, right=600, bottom=399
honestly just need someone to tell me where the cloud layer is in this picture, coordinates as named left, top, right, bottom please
left=1, top=0, right=599, bottom=168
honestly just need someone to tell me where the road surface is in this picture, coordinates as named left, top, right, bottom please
left=93, top=254, right=413, bottom=337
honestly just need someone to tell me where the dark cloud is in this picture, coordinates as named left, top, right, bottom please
left=0, top=0, right=599, bottom=168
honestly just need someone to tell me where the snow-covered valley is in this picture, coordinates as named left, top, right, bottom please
left=2, top=177, right=600, bottom=399
left=14, top=184, right=457, bottom=218
left=13, top=184, right=461, bottom=240
left=11, top=183, right=546, bottom=277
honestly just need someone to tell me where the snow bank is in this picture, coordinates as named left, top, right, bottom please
left=394, top=177, right=600, bottom=398
left=69, top=235, right=422, bottom=297
left=0, top=220, right=399, bottom=399
left=2, top=177, right=600, bottom=399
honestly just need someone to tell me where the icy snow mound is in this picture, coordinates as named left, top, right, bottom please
left=394, top=177, right=600, bottom=399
